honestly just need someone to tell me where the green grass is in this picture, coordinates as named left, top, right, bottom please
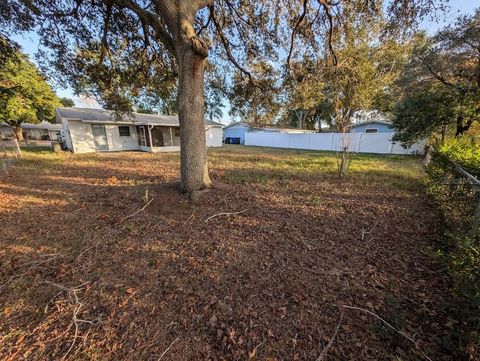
left=210, top=145, right=424, bottom=190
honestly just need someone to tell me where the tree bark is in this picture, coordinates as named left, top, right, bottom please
left=12, top=126, right=23, bottom=141
left=177, top=43, right=212, bottom=193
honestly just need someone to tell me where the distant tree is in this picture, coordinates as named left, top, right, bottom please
left=134, top=87, right=178, bottom=115
left=60, top=97, right=75, bottom=107
left=393, top=11, right=480, bottom=145
left=393, top=86, right=455, bottom=145
left=283, top=58, right=324, bottom=130
left=0, top=36, right=61, bottom=140
left=205, top=66, right=225, bottom=122
left=315, top=7, right=409, bottom=177
left=229, top=61, right=280, bottom=125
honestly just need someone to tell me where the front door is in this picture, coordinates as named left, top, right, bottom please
left=137, top=126, right=151, bottom=147
left=91, top=125, right=108, bottom=151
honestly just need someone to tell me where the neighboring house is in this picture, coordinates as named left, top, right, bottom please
left=348, top=120, right=394, bottom=134
left=56, top=107, right=223, bottom=154
left=0, top=123, right=14, bottom=139
left=21, top=122, right=62, bottom=141
left=223, top=122, right=250, bottom=144
left=223, top=121, right=314, bottom=145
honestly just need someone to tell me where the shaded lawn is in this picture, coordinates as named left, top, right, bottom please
left=0, top=146, right=454, bottom=360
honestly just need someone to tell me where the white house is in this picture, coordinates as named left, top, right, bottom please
left=56, top=107, right=223, bottom=154
left=21, top=121, right=62, bottom=141
left=223, top=121, right=314, bottom=145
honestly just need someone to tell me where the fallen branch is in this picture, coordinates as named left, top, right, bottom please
left=43, top=280, right=94, bottom=360
left=0, top=255, right=61, bottom=291
left=342, top=305, right=433, bottom=361
left=316, top=311, right=344, bottom=361
left=121, top=197, right=154, bottom=222
left=157, top=336, right=180, bottom=360
left=204, top=209, right=247, bottom=223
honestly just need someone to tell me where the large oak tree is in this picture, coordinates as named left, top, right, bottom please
left=0, top=0, right=444, bottom=192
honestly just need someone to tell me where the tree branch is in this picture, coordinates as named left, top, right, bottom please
left=287, top=0, right=309, bottom=68
left=99, top=1, right=113, bottom=65
left=113, top=0, right=175, bottom=54
left=196, top=10, right=212, bottom=36
left=209, top=5, right=255, bottom=83
left=424, top=62, right=456, bottom=89
left=319, top=0, right=338, bottom=66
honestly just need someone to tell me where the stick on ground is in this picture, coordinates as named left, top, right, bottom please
left=158, top=336, right=180, bottom=360
left=204, top=209, right=247, bottom=223
left=343, top=305, right=433, bottom=361
left=316, top=311, right=344, bottom=361
left=121, top=197, right=154, bottom=222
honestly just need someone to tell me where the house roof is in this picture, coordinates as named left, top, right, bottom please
left=224, top=121, right=314, bottom=133
left=349, top=120, right=392, bottom=128
left=223, top=121, right=247, bottom=129
left=21, top=121, right=62, bottom=130
left=0, top=122, right=11, bottom=128
left=56, top=107, right=223, bottom=127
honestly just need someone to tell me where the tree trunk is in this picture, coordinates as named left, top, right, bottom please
left=13, top=126, right=23, bottom=142
left=177, top=45, right=212, bottom=193
left=339, top=146, right=348, bottom=178
left=455, top=115, right=473, bottom=137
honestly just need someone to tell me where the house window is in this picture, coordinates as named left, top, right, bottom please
left=365, top=128, right=378, bottom=133
left=174, top=128, right=180, bottom=137
left=119, top=126, right=131, bottom=136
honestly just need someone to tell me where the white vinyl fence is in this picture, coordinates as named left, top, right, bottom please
left=245, top=131, right=425, bottom=155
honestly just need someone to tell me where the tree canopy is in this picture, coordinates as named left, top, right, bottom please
left=0, top=35, right=61, bottom=139
left=60, top=97, right=75, bottom=107
left=393, top=10, right=480, bottom=145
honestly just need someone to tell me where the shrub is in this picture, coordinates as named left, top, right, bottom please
left=426, top=143, right=480, bottom=359
left=439, top=137, right=480, bottom=177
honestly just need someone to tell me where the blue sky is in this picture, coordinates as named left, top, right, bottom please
left=10, top=1, right=479, bottom=120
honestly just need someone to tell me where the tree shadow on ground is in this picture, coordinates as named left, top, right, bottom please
left=0, top=151, right=454, bottom=360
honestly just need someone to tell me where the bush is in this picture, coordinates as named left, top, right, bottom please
left=439, top=137, right=480, bottom=177
left=427, top=140, right=480, bottom=358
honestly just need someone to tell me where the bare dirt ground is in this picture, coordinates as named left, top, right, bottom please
left=0, top=146, right=454, bottom=360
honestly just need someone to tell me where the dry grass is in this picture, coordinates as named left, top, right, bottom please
left=0, top=146, right=454, bottom=360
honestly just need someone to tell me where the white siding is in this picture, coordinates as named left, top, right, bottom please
left=206, top=126, right=223, bottom=147
left=63, top=120, right=139, bottom=153
left=105, top=124, right=139, bottom=151
left=64, top=120, right=96, bottom=153
left=63, top=119, right=222, bottom=153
